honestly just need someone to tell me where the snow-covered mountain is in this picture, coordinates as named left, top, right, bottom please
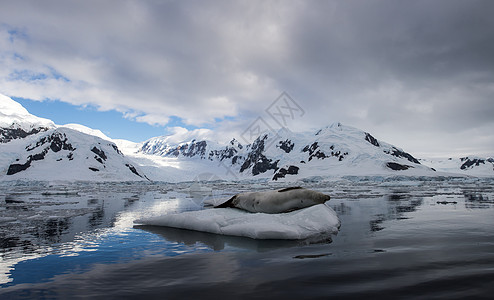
left=0, top=94, right=55, bottom=143
left=420, top=156, right=494, bottom=176
left=2, top=93, right=491, bottom=182
left=137, top=122, right=438, bottom=181
left=0, top=95, right=148, bottom=181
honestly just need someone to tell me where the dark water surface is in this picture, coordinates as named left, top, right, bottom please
left=0, top=178, right=493, bottom=299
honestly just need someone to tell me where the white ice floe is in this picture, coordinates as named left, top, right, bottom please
left=135, top=204, right=340, bottom=240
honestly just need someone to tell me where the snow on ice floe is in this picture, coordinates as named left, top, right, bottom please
left=135, top=204, right=340, bottom=240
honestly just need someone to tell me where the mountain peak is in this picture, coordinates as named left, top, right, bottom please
left=0, top=94, right=55, bottom=130
left=329, top=122, right=342, bottom=129
left=61, top=123, right=112, bottom=141
left=133, top=121, right=434, bottom=181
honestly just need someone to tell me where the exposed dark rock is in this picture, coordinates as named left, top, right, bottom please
left=88, top=167, right=99, bottom=172
left=302, top=142, right=319, bottom=156
left=30, top=149, right=48, bottom=161
left=278, top=139, right=294, bottom=153
left=166, top=140, right=208, bottom=158
left=94, top=156, right=104, bottom=164
left=125, top=163, right=143, bottom=178
left=6, top=132, right=79, bottom=175
left=251, top=155, right=279, bottom=176
left=312, top=151, right=327, bottom=161
left=27, top=132, right=75, bottom=153
left=50, top=134, right=74, bottom=152
left=302, top=142, right=328, bottom=161
left=209, top=142, right=240, bottom=162
left=272, top=165, right=299, bottom=181
left=185, top=140, right=207, bottom=157
left=302, top=142, right=347, bottom=162
left=384, top=147, right=420, bottom=164
left=460, top=158, right=486, bottom=170
left=365, top=133, right=380, bottom=147
left=111, top=144, right=122, bottom=155
left=386, top=162, right=413, bottom=171
left=231, top=155, right=241, bottom=164
left=240, top=135, right=279, bottom=175
left=0, top=126, right=48, bottom=143
left=7, top=160, right=32, bottom=175
left=91, top=147, right=107, bottom=161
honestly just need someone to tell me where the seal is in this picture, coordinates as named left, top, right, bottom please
left=215, top=187, right=330, bottom=214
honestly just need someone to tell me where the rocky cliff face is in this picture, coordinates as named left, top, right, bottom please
left=460, top=157, right=494, bottom=170
left=0, top=126, right=51, bottom=144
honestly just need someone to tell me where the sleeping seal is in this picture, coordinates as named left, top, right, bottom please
left=215, top=187, right=330, bottom=214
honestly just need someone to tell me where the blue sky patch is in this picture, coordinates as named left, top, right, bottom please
left=14, top=97, right=172, bottom=142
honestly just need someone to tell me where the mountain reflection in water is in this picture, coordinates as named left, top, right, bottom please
left=0, top=178, right=493, bottom=299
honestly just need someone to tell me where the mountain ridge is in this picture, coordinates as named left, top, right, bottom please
left=134, top=122, right=437, bottom=181
left=0, top=95, right=148, bottom=181
left=1, top=93, right=492, bottom=181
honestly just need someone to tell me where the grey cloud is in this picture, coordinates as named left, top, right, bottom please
left=0, top=0, right=493, bottom=155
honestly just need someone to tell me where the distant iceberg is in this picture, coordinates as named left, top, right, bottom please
left=135, top=204, right=340, bottom=240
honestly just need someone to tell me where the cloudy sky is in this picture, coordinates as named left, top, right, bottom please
left=1, top=0, right=493, bottom=157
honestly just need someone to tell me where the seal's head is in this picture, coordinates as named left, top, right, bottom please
left=320, top=193, right=331, bottom=203
left=323, top=194, right=331, bottom=202
left=306, top=190, right=331, bottom=204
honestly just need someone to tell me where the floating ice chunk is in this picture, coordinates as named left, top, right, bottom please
left=135, top=204, right=340, bottom=240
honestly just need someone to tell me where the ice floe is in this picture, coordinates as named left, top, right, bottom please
left=135, top=204, right=340, bottom=240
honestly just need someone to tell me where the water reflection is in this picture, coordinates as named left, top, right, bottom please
left=134, top=224, right=328, bottom=252
left=331, top=202, right=352, bottom=216
left=0, top=179, right=493, bottom=291
left=88, top=204, right=105, bottom=229
left=0, top=183, right=164, bottom=285
left=38, top=218, right=71, bottom=243
left=367, top=194, right=423, bottom=232
left=464, top=192, right=493, bottom=209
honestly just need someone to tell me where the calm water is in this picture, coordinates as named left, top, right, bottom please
left=0, top=178, right=493, bottom=299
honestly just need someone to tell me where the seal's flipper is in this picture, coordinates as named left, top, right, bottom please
left=214, top=195, right=237, bottom=208
left=278, top=187, right=303, bottom=193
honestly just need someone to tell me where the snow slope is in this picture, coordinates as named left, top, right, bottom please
left=0, top=94, right=55, bottom=143
left=0, top=94, right=148, bottom=181
left=0, top=127, right=149, bottom=181
left=60, top=123, right=112, bottom=141
left=134, top=122, right=439, bottom=182
left=420, top=156, right=494, bottom=176
left=0, top=94, right=55, bottom=129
